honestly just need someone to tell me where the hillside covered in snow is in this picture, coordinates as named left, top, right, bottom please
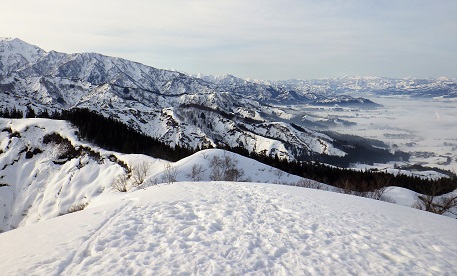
left=2, top=117, right=455, bottom=231
left=0, top=118, right=310, bottom=232
left=0, top=116, right=456, bottom=274
left=1, top=181, right=456, bottom=275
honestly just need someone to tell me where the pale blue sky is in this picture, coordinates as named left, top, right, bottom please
left=1, top=0, right=456, bottom=80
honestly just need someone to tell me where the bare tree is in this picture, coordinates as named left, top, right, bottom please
left=339, top=178, right=356, bottom=195
left=224, top=167, right=244, bottom=182
left=209, top=153, right=244, bottom=181
left=112, top=173, right=129, bottom=192
left=209, top=156, right=224, bottom=181
left=414, top=193, right=457, bottom=215
left=131, top=161, right=150, bottom=186
left=162, top=163, right=178, bottom=184
left=275, top=169, right=285, bottom=180
left=187, top=164, right=205, bottom=181
left=367, top=186, right=392, bottom=201
left=295, top=178, right=324, bottom=190
left=222, top=153, right=244, bottom=181
left=143, top=177, right=159, bottom=187
left=412, top=181, right=457, bottom=216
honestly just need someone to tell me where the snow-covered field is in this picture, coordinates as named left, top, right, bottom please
left=1, top=181, right=456, bottom=275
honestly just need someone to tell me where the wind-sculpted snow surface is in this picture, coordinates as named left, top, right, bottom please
left=0, top=182, right=456, bottom=275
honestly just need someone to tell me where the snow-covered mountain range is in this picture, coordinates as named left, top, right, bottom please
left=0, top=38, right=375, bottom=162
left=0, top=38, right=454, bottom=162
left=255, top=76, right=457, bottom=98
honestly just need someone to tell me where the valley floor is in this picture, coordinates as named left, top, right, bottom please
left=1, top=182, right=456, bottom=275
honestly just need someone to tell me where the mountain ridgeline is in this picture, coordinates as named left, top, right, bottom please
left=0, top=38, right=455, bottom=179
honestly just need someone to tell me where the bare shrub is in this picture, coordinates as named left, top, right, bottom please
left=225, top=167, right=244, bottom=182
left=162, top=163, right=178, bottom=184
left=112, top=173, right=129, bottom=192
left=187, top=164, right=205, bottom=181
left=275, top=169, right=285, bottom=180
left=43, top=132, right=77, bottom=161
left=144, top=178, right=159, bottom=187
left=131, top=161, right=150, bottom=186
left=412, top=180, right=457, bottom=216
left=295, top=178, right=324, bottom=190
left=209, top=153, right=244, bottom=182
left=209, top=156, right=224, bottom=181
left=414, top=193, right=457, bottom=215
left=370, top=186, right=387, bottom=200
left=356, top=187, right=395, bottom=203
left=379, top=195, right=396, bottom=203
left=68, top=202, right=89, bottom=214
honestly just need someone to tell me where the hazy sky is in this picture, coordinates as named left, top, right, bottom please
left=1, top=0, right=456, bottom=80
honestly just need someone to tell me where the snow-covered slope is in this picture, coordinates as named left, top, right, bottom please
left=0, top=118, right=125, bottom=231
left=0, top=118, right=312, bottom=232
left=1, top=181, right=456, bottom=275
left=1, top=117, right=456, bottom=274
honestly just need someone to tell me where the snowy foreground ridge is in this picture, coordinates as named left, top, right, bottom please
left=1, top=182, right=456, bottom=275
